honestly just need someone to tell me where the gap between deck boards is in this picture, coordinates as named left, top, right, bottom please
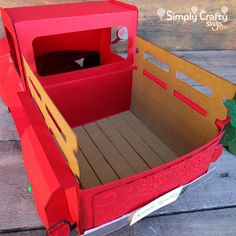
left=73, top=111, right=177, bottom=189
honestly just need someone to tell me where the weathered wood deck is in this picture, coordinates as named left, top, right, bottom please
left=0, top=50, right=236, bottom=235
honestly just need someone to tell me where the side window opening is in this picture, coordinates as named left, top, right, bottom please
left=111, top=26, right=128, bottom=59
left=32, top=27, right=129, bottom=77
left=5, top=27, right=20, bottom=74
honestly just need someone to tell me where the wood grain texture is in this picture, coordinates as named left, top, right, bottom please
left=77, top=149, right=101, bottom=189
left=4, top=207, right=236, bottom=235
left=1, top=229, right=77, bottom=235
left=136, top=0, right=236, bottom=50
left=109, top=114, right=165, bottom=167
left=0, top=141, right=42, bottom=232
left=0, top=50, right=235, bottom=233
left=97, top=117, right=150, bottom=173
left=110, top=207, right=236, bottom=236
left=131, top=37, right=236, bottom=155
left=0, top=99, right=19, bottom=141
left=174, top=50, right=236, bottom=84
left=74, top=126, right=119, bottom=186
left=151, top=149, right=236, bottom=216
left=84, top=122, right=136, bottom=179
left=73, top=111, right=176, bottom=188
left=120, top=111, right=177, bottom=162
left=0, top=0, right=235, bottom=50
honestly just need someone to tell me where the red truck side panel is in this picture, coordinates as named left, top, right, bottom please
left=11, top=93, right=80, bottom=229
left=79, top=133, right=223, bottom=231
left=0, top=38, right=19, bottom=105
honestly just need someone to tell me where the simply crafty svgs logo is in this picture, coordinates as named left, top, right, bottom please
left=157, top=6, right=229, bottom=31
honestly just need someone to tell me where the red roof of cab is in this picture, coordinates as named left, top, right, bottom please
left=4, top=1, right=137, bottom=23
left=1, top=0, right=138, bottom=74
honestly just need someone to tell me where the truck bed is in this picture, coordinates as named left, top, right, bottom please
left=74, top=111, right=177, bottom=189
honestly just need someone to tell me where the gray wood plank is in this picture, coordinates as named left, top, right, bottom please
left=150, top=149, right=236, bottom=216
left=2, top=207, right=236, bottom=236
left=0, top=229, right=77, bottom=235
left=6, top=207, right=236, bottom=236
left=0, top=141, right=42, bottom=232
left=110, top=207, right=236, bottom=236
left=0, top=50, right=236, bottom=234
left=174, top=50, right=236, bottom=84
left=0, top=99, right=19, bottom=141
left=0, top=229, right=45, bottom=236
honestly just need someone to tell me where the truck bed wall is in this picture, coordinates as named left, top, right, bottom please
left=45, top=68, right=133, bottom=128
left=131, top=37, right=236, bottom=156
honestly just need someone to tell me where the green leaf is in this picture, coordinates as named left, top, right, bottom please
left=221, top=123, right=235, bottom=146
left=27, top=183, right=32, bottom=193
left=228, top=137, right=236, bottom=155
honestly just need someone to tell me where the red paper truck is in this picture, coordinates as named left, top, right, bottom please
left=0, top=1, right=235, bottom=235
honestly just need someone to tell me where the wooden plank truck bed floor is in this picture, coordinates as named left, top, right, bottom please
left=74, top=111, right=177, bottom=189
left=1, top=50, right=236, bottom=235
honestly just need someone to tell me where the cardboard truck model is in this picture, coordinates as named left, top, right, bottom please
left=0, top=1, right=235, bottom=235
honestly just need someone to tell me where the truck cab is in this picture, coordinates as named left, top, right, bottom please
left=0, top=1, right=235, bottom=235
left=0, top=1, right=137, bottom=126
